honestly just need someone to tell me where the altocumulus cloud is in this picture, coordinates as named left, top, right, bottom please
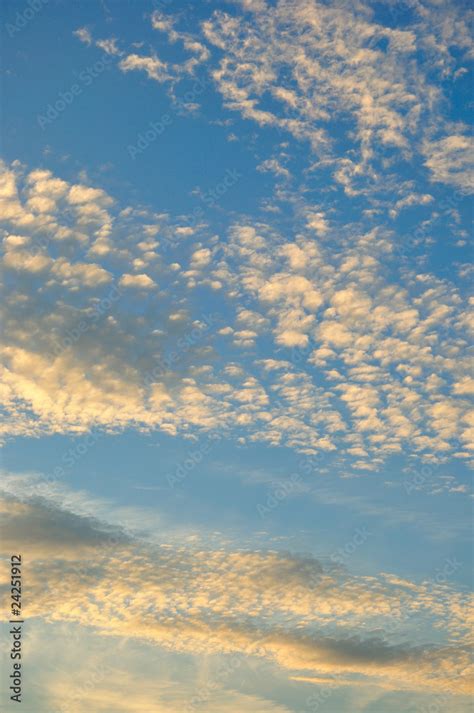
left=0, top=160, right=473, bottom=473
left=0, top=479, right=472, bottom=698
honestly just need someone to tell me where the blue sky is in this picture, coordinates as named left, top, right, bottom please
left=1, top=1, right=473, bottom=711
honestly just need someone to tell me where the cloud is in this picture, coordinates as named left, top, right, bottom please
left=95, top=38, right=120, bottom=56
left=119, top=54, right=172, bottom=83
left=118, top=273, right=156, bottom=289
left=452, top=377, right=474, bottom=396
left=257, top=159, right=291, bottom=180
left=3, top=247, right=52, bottom=273
left=150, top=10, right=210, bottom=70
left=0, top=161, right=232, bottom=440
left=77, top=10, right=210, bottom=89
left=205, top=219, right=473, bottom=464
left=190, top=246, right=212, bottom=268
left=201, top=0, right=473, bottom=201
left=72, top=1, right=473, bottom=203
left=423, top=134, right=474, bottom=193
left=1, top=159, right=472, bottom=469
left=202, top=2, right=461, bottom=160
left=52, top=678, right=294, bottom=713
left=73, top=27, right=92, bottom=46
left=0, top=495, right=120, bottom=559
left=51, top=258, right=112, bottom=288
left=0, top=485, right=472, bottom=697
left=389, top=192, right=434, bottom=218
left=37, top=632, right=294, bottom=713
left=10, top=6, right=473, bottom=710
left=67, top=184, right=113, bottom=206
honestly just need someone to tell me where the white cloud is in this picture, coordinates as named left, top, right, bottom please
left=73, top=27, right=92, bottom=45
left=423, top=134, right=474, bottom=193
left=68, top=184, right=113, bottom=205
left=257, top=159, right=290, bottom=180
left=119, top=273, right=156, bottom=289
left=119, top=54, right=171, bottom=83
left=96, top=38, right=120, bottom=56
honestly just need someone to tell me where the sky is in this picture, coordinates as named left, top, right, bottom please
left=0, top=0, right=473, bottom=711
